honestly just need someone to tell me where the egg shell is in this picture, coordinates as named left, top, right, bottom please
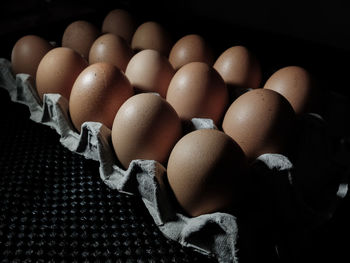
left=167, top=129, right=247, bottom=217
left=89, top=33, right=134, bottom=72
left=131, top=21, right=172, bottom=56
left=62, top=20, right=100, bottom=59
left=111, top=93, right=182, bottom=169
left=102, top=9, right=137, bottom=43
left=11, top=35, right=53, bottom=79
left=125, top=49, right=175, bottom=97
left=222, top=88, right=296, bottom=161
left=169, top=34, right=214, bottom=71
left=213, top=45, right=261, bottom=91
left=36, top=47, right=88, bottom=101
left=166, top=62, right=228, bottom=125
left=263, top=66, right=316, bottom=115
left=69, top=62, right=134, bottom=132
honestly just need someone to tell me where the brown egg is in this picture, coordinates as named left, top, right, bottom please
left=131, top=21, right=172, bottom=56
left=111, top=93, right=182, bottom=169
left=222, top=89, right=295, bottom=161
left=11, top=35, right=53, bottom=79
left=125, top=49, right=174, bottom=97
left=263, top=66, right=316, bottom=114
left=89, top=33, right=134, bottom=72
left=168, top=34, right=214, bottom=71
left=167, top=129, right=247, bottom=217
left=102, top=9, right=137, bottom=43
left=166, top=62, right=228, bottom=125
left=213, top=45, right=261, bottom=92
left=62, top=20, right=100, bottom=59
left=69, top=62, right=134, bottom=132
left=36, top=47, right=88, bottom=101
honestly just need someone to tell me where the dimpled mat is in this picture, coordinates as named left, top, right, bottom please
left=0, top=89, right=215, bottom=262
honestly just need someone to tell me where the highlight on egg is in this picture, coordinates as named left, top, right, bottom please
left=168, top=34, right=214, bottom=71
left=125, top=49, right=175, bottom=97
left=222, top=88, right=296, bottom=162
left=89, top=33, right=134, bottom=72
left=111, top=93, right=182, bottom=169
left=36, top=47, right=88, bottom=102
left=263, top=65, right=317, bottom=115
left=166, top=61, right=228, bottom=125
left=166, top=129, right=247, bottom=217
left=69, top=62, right=134, bottom=132
left=213, top=45, right=262, bottom=92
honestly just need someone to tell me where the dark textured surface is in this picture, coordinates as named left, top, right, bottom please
left=0, top=89, right=215, bottom=262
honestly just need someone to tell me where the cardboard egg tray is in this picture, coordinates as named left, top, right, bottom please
left=1, top=57, right=349, bottom=262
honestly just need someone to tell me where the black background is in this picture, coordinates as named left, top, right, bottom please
left=1, top=0, right=350, bottom=98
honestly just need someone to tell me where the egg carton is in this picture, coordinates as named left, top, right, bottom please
left=0, top=58, right=349, bottom=263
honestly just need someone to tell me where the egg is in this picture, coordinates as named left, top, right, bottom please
left=168, top=34, right=214, bottom=71
left=263, top=66, right=316, bottom=114
left=167, top=129, right=247, bottom=217
left=69, top=62, right=134, bottom=132
left=125, top=49, right=175, bottom=97
left=11, top=35, right=53, bottom=79
left=36, top=47, right=88, bottom=101
left=213, top=45, right=261, bottom=92
left=101, top=9, right=137, bottom=43
left=131, top=21, right=172, bottom=56
left=89, top=33, right=134, bottom=72
left=222, top=89, right=295, bottom=161
left=62, top=20, right=100, bottom=59
left=166, top=62, right=228, bottom=125
left=111, top=93, right=182, bottom=169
